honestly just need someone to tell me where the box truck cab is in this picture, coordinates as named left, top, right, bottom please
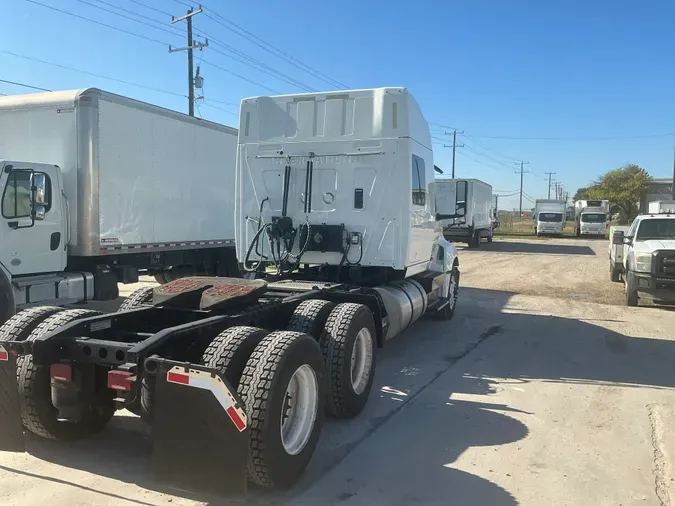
left=534, top=199, right=566, bottom=236
left=609, top=200, right=675, bottom=306
left=0, top=89, right=240, bottom=323
left=575, top=199, right=610, bottom=237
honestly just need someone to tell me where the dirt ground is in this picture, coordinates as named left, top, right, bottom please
left=1, top=240, right=674, bottom=506
left=460, top=237, right=627, bottom=306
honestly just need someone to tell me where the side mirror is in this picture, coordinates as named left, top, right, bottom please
left=31, top=172, right=47, bottom=205
left=612, top=231, right=624, bottom=245
left=455, top=202, right=466, bottom=217
left=623, top=236, right=633, bottom=245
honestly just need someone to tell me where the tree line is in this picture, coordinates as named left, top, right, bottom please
left=573, top=164, right=651, bottom=223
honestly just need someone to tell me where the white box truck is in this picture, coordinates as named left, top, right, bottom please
left=534, top=199, right=566, bottom=236
left=574, top=199, right=610, bottom=237
left=436, top=178, right=493, bottom=247
left=0, top=88, right=239, bottom=322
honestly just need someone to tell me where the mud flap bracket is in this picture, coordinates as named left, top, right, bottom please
left=149, top=357, right=249, bottom=495
left=0, top=345, right=25, bottom=452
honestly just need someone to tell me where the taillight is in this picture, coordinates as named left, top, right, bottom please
left=108, top=370, right=135, bottom=391
left=50, top=364, right=72, bottom=382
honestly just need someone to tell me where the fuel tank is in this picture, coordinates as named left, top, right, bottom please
left=374, top=279, right=427, bottom=340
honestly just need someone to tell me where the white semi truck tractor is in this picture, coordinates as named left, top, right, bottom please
left=0, top=89, right=240, bottom=323
left=0, top=87, right=460, bottom=494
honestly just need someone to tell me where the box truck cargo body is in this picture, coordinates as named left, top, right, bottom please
left=436, top=178, right=493, bottom=247
left=0, top=88, right=239, bottom=321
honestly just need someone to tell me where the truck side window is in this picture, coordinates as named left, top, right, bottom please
left=627, top=219, right=639, bottom=238
left=412, top=154, right=426, bottom=206
left=2, top=171, right=52, bottom=219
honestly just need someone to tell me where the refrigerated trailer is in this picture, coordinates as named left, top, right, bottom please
left=0, top=87, right=460, bottom=494
left=0, top=89, right=239, bottom=323
left=436, top=178, right=493, bottom=247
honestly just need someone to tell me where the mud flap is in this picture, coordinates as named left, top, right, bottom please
left=149, top=358, right=249, bottom=495
left=0, top=345, right=25, bottom=452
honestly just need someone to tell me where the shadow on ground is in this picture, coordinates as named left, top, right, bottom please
left=480, top=241, right=596, bottom=256
left=7, top=287, right=675, bottom=505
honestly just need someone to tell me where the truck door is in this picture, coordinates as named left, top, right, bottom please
left=623, top=218, right=639, bottom=270
left=0, top=164, right=66, bottom=276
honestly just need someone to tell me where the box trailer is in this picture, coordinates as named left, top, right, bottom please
left=534, top=199, right=566, bottom=236
left=574, top=199, right=610, bottom=237
left=436, top=178, right=493, bottom=247
left=0, top=87, right=460, bottom=495
left=0, top=89, right=239, bottom=322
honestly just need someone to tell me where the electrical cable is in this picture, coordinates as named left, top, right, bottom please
left=0, top=50, right=187, bottom=98
left=201, top=8, right=348, bottom=89
left=0, top=79, right=51, bottom=92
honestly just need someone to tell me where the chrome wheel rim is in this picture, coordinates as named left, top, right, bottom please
left=351, top=328, right=373, bottom=395
left=280, top=364, right=318, bottom=455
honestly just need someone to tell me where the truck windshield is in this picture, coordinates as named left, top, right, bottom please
left=581, top=213, right=606, bottom=223
left=539, top=212, right=563, bottom=222
left=636, top=219, right=675, bottom=240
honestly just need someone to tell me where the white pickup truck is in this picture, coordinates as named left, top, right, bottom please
left=609, top=201, right=675, bottom=306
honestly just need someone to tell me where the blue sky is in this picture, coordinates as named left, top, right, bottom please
left=2, top=0, right=674, bottom=211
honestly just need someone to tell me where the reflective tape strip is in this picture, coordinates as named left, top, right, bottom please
left=166, top=366, right=247, bottom=432
left=99, top=239, right=234, bottom=254
left=0, top=345, right=8, bottom=361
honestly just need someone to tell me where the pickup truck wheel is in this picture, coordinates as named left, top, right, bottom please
left=625, top=273, right=639, bottom=307
left=118, top=286, right=154, bottom=311
left=609, top=264, right=621, bottom=283
left=436, top=266, right=460, bottom=321
left=0, top=306, right=65, bottom=343
left=286, top=299, right=336, bottom=340
left=18, top=309, right=115, bottom=440
left=320, top=303, right=376, bottom=418
left=238, top=331, right=326, bottom=488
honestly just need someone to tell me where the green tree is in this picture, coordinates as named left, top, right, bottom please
left=575, top=164, right=651, bottom=222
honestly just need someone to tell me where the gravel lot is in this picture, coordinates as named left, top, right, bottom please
left=0, top=239, right=674, bottom=505
left=460, top=237, right=627, bottom=306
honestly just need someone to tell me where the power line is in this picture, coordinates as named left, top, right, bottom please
left=200, top=58, right=281, bottom=94
left=89, top=0, right=319, bottom=92
left=201, top=8, right=348, bottom=89
left=22, top=0, right=171, bottom=45
left=470, top=133, right=673, bottom=141
left=1, top=50, right=188, bottom=98
left=0, top=78, right=51, bottom=92
left=75, top=0, right=184, bottom=37
left=200, top=101, right=238, bottom=117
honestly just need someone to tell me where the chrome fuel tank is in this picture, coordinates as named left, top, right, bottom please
left=374, top=279, right=427, bottom=340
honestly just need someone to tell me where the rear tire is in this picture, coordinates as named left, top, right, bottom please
left=0, top=306, right=65, bottom=343
left=238, top=331, right=326, bottom=488
left=610, top=264, right=621, bottom=283
left=18, top=309, right=115, bottom=440
left=319, top=303, right=376, bottom=418
left=202, top=326, right=269, bottom=389
left=286, top=299, right=336, bottom=340
left=118, top=286, right=154, bottom=311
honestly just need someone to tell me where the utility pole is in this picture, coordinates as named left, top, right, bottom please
left=514, top=161, right=530, bottom=216
left=170, top=6, right=208, bottom=116
left=672, top=134, right=675, bottom=199
left=443, top=130, right=464, bottom=178
left=545, top=172, right=556, bottom=199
